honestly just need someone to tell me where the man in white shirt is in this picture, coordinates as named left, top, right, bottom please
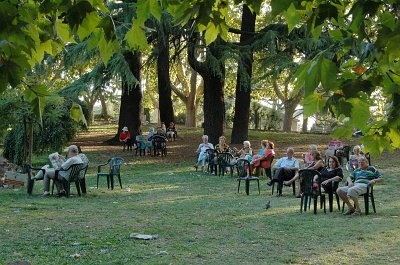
left=40, top=145, right=83, bottom=197
left=268, top=147, right=299, bottom=186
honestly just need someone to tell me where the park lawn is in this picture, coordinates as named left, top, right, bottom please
left=1, top=125, right=400, bottom=265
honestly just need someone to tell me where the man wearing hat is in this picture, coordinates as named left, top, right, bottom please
left=119, top=126, right=133, bottom=151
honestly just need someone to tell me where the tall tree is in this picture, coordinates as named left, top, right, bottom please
left=117, top=51, right=143, bottom=137
left=156, top=13, right=175, bottom=126
left=231, top=5, right=256, bottom=143
left=188, top=35, right=225, bottom=144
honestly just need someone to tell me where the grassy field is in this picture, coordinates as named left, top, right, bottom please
left=1, top=125, right=400, bottom=264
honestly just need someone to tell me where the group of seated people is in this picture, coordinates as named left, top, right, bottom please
left=195, top=139, right=383, bottom=216
left=119, top=122, right=178, bottom=154
left=194, top=135, right=275, bottom=174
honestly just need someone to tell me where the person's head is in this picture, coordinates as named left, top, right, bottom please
left=67, top=145, right=79, bottom=157
left=312, top=150, right=322, bottom=161
left=328, top=156, right=340, bottom=169
left=287, top=147, right=294, bottom=158
left=243, top=141, right=251, bottom=148
left=202, top=135, right=209, bottom=143
left=353, top=145, right=361, bottom=155
left=122, top=126, right=128, bottom=132
left=219, top=136, right=226, bottom=145
left=358, top=157, right=369, bottom=170
left=156, top=127, right=162, bottom=133
left=261, top=140, right=268, bottom=148
left=309, top=144, right=317, bottom=152
left=170, top=122, right=174, bottom=126
left=268, top=141, right=275, bottom=150
left=149, top=127, right=154, bottom=133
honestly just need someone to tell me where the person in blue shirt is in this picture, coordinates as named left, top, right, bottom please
left=268, top=147, right=300, bottom=186
left=338, top=157, right=383, bottom=216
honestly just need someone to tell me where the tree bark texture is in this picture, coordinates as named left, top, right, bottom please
left=231, top=5, right=256, bottom=144
left=188, top=36, right=225, bottom=145
left=157, top=15, right=175, bottom=126
left=107, top=51, right=142, bottom=144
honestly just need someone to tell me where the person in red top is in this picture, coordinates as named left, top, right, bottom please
left=119, top=126, right=132, bottom=151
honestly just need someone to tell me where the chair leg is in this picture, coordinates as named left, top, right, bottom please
left=300, top=194, right=304, bottom=213
left=371, top=193, right=376, bottom=213
left=80, top=178, right=87, bottom=194
left=335, top=193, right=341, bottom=211
left=28, top=179, right=35, bottom=195
left=342, top=201, right=345, bottom=213
left=314, top=194, right=318, bottom=214
left=329, top=192, right=334, bottom=212
left=304, top=194, right=308, bottom=212
left=96, top=175, right=99, bottom=189
left=118, top=174, right=122, bottom=189
left=51, top=180, right=55, bottom=195
left=75, top=181, right=81, bottom=196
left=322, top=195, right=326, bottom=213
left=110, top=174, right=114, bottom=190
left=271, top=182, right=275, bottom=195
left=257, top=180, right=260, bottom=195
left=237, top=180, right=241, bottom=193
left=364, top=193, right=369, bottom=215
left=106, top=175, right=110, bottom=189
left=292, top=182, right=296, bottom=196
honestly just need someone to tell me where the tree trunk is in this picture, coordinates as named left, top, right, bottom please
left=107, top=51, right=142, bottom=144
left=157, top=14, right=174, bottom=126
left=231, top=5, right=256, bottom=144
left=188, top=35, right=225, bottom=145
left=87, top=101, right=95, bottom=125
left=185, top=68, right=198, bottom=127
left=283, top=102, right=297, bottom=133
left=302, top=117, right=308, bottom=133
left=203, top=74, right=225, bottom=145
left=99, top=93, right=110, bottom=120
left=254, top=106, right=260, bottom=130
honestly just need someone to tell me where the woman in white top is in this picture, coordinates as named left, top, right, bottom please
left=195, top=135, right=214, bottom=172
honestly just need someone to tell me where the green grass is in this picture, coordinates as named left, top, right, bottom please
left=1, top=127, right=400, bottom=264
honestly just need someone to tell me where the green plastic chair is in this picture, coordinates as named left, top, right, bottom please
left=97, top=157, right=124, bottom=190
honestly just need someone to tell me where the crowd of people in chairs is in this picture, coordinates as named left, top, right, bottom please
left=194, top=136, right=383, bottom=216
left=118, top=122, right=177, bottom=156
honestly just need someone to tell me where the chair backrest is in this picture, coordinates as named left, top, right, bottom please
left=218, top=152, right=234, bottom=166
left=365, top=152, right=371, bottom=166
left=299, top=169, right=321, bottom=195
left=110, top=157, right=124, bottom=174
left=205, top=149, right=218, bottom=164
left=236, top=159, right=251, bottom=178
left=79, top=164, right=89, bottom=179
left=342, top=145, right=351, bottom=161
left=153, top=136, right=167, bottom=149
left=65, top=163, right=84, bottom=182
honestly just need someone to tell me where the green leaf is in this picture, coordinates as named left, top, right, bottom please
left=361, top=135, right=385, bottom=156
left=379, top=11, right=396, bottom=31
left=305, top=58, right=321, bottom=95
left=271, top=0, right=293, bottom=17
left=333, top=126, right=353, bottom=139
left=204, top=22, right=219, bottom=45
left=70, top=102, right=87, bottom=126
left=97, top=16, right=115, bottom=41
left=98, top=36, right=115, bottom=65
left=283, top=3, right=301, bottom=33
left=125, top=24, right=148, bottom=50
left=387, top=128, right=400, bottom=148
left=149, top=0, right=162, bottom=21
left=302, top=93, right=326, bottom=118
left=77, top=11, right=101, bottom=40
left=56, top=19, right=73, bottom=43
left=347, top=97, right=370, bottom=131
left=320, top=57, right=338, bottom=91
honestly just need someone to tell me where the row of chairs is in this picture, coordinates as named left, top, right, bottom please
left=124, top=135, right=167, bottom=157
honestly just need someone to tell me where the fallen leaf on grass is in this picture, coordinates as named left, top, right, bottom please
left=130, top=233, right=159, bottom=240
left=69, top=253, right=81, bottom=259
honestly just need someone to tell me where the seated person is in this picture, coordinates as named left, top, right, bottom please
left=324, top=139, right=343, bottom=162
left=166, top=122, right=177, bottom=140
left=347, top=145, right=365, bottom=170
left=161, top=122, right=167, bottom=134
left=232, top=141, right=253, bottom=161
left=195, top=135, right=214, bottom=172
left=34, top=145, right=83, bottom=197
left=250, top=140, right=275, bottom=172
left=136, top=131, right=152, bottom=154
left=268, top=147, right=299, bottom=186
left=337, top=157, right=383, bottom=216
left=154, top=127, right=167, bottom=138
left=147, top=127, right=155, bottom=141
left=283, top=150, right=324, bottom=196
left=214, top=136, right=230, bottom=153
left=303, top=144, right=318, bottom=167
left=119, top=126, right=133, bottom=151
left=319, top=156, right=343, bottom=192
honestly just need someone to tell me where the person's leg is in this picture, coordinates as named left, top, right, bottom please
left=284, top=172, right=299, bottom=186
left=347, top=184, right=368, bottom=215
left=337, top=186, right=355, bottom=214
left=42, top=169, right=55, bottom=195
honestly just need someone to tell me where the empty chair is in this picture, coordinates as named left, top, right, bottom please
left=97, top=157, right=124, bottom=190
left=237, top=159, right=260, bottom=195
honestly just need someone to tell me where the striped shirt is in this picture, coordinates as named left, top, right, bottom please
left=352, top=166, right=382, bottom=184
